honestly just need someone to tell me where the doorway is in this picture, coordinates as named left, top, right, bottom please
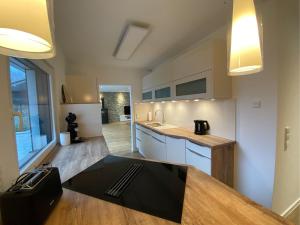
left=99, top=85, right=133, bottom=155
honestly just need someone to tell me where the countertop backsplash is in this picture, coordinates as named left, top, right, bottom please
left=135, top=99, right=236, bottom=140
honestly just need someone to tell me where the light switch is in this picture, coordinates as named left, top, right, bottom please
left=284, top=126, right=291, bottom=151
left=252, top=99, right=262, bottom=108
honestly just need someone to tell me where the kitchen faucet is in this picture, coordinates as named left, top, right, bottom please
left=154, top=109, right=165, bottom=124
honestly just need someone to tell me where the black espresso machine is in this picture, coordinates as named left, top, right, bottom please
left=0, top=167, right=62, bottom=225
left=194, top=120, right=210, bottom=135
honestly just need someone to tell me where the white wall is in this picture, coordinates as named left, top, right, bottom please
left=272, top=0, right=299, bottom=215
left=232, top=0, right=279, bottom=209
left=46, top=44, right=67, bottom=133
left=0, top=56, right=19, bottom=191
left=66, top=64, right=145, bottom=103
left=60, top=104, right=102, bottom=137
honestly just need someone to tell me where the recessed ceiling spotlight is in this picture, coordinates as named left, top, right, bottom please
left=150, top=102, right=154, bottom=104
left=194, top=99, right=200, bottom=102
left=172, top=100, right=176, bottom=103
left=161, top=101, right=166, bottom=104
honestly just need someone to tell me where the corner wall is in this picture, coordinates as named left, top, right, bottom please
left=272, top=0, right=299, bottom=215
left=232, top=0, right=279, bottom=208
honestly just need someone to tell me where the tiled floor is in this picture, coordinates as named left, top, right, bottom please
left=102, top=121, right=132, bottom=154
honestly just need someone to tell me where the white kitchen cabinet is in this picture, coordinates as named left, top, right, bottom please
left=154, top=84, right=171, bottom=101
left=143, top=62, right=172, bottom=91
left=166, top=137, right=186, bottom=164
left=172, top=70, right=212, bottom=100
left=136, top=139, right=141, bottom=151
left=136, top=124, right=234, bottom=187
left=171, top=40, right=212, bottom=80
left=151, top=134, right=166, bottom=161
left=185, top=140, right=212, bottom=175
left=186, top=148, right=211, bottom=175
left=141, top=130, right=152, bottom=158
left=186, top=140, right=211, bottom=159
left=138, top=129, right=146, bottom=156
left=135, top=125, right=142, bottom=151
left=138, top=125, right=151, bottom=157
left=171, top=39, right=231, bottom=100
left=142, top=89, right=154, bottom=102
left=137, top=125, right=167, bottom=161
left=142, top=38, right=231, bottom=100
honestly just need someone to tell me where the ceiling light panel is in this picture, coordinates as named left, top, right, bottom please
left=114, top=24, right=149, bottom=60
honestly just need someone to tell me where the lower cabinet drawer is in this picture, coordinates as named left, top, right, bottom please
left=136, top=128, right=141, bottom=139
left=186, top=140, right=211, bottom=159
left=136, top=138, right=141, bottom=150
left=186, top=147, right=211, bottom=175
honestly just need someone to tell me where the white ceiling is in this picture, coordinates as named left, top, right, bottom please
left=54, top=0, right=232, bottom=71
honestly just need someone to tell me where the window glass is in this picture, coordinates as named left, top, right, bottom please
left=10, top=58, right=53, bottom=168
left=142, top=91, right=153, bottom=100
left=176, top=78, right=206, bottom=96
left=155, top=87, right=171, bottom=99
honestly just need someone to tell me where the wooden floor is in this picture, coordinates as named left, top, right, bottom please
left=102, top=121, right=132, bottom=154
left=41, top=136, right=142, bottom=182
left=287, top=205, right=300, bottom=225
left=42, top=137, right=110, bottom=182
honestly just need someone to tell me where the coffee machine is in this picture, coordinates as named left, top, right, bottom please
left=194, top=120, right=210, bottom=135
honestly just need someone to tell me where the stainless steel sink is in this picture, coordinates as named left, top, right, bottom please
left=145, top=122, right=163, bottom=127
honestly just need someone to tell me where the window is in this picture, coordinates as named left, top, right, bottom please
left=9, top=58, right=54, bottom=168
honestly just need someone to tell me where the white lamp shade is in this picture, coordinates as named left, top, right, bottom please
left=0, top=0, right=55, bottom=59
left=229, top=0, right=263, bottom=76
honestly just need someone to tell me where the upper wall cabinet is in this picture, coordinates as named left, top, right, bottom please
left=171, top=40, right=212, bottom=81
left=142, top=89, right=154, bottom=101
left=143, top=62, right=172, bottom=91
left=142, top=38, right=231, bottom=101
left=154, top=85, right=171, bottom=100
left=170, top=39, right=231, bottom=99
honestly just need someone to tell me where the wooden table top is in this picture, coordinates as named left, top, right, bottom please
left=45, top=166, right=292, bottom=225
left=136, top=121, right=235, bottom=149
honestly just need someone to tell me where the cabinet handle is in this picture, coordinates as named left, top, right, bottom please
left=142, top=131, right=150, bottom=136
left=151, top=135, right=165, bottom=144
left=186, top=148, right=210, bottom=159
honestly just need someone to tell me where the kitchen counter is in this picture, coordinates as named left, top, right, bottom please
left=136, top=121, right=235, bottom=149
left=44, top=162, right=291, bottom=225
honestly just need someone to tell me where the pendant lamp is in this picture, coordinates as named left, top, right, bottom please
left=0, top=0, right=55, bottom=59
left=229, top=0, right=263, bottom=76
